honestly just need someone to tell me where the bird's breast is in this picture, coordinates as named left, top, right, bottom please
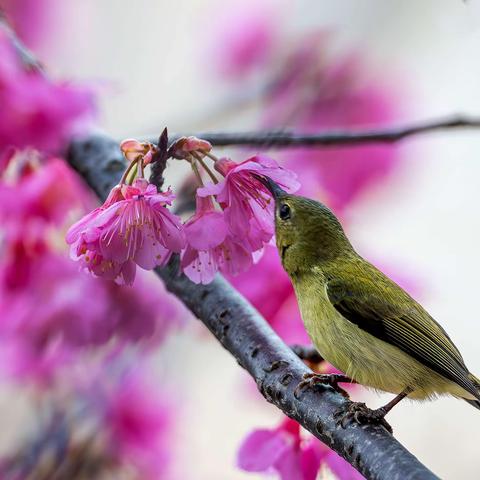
left=293, top=275, right=350, bottom=370
left=291, top=273, right=449, bottom=396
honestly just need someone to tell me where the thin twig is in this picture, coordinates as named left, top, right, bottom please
left=149, top=115, right=480, bottom=149
left=0, top=17, right=44, bottom=72
left=67, top=134, right=439, bottom=480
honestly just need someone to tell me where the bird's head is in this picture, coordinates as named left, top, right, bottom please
left=260, top=177, right=353, bottom=275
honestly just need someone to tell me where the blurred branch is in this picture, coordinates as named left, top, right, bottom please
left=67, top=134, right=439, bottom=480
left=154, top=115, right=480, bottom=149
left=0, top=17, right=44, bottom=71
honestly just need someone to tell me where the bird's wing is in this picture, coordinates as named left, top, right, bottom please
left=326, top=274, right=478, bottom=399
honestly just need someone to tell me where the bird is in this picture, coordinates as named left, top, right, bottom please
left=260, top=176, right=480, bottom=431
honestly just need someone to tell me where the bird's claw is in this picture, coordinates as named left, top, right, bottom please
left=294, top=373, right=350, bottom=399
left=334, top=402, right=393, bottom=434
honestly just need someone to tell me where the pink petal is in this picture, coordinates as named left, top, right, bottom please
left=134, top=240, right=171, bottom=270
left=196, top=180, right=226, bottom=198
left=299, top=441, right=325, bottom=480
left=117, top=260, right=137, bottom=286
left=218, top=237, right=253, bottom=277
left=325, top=451, right=364, bottom=480
left=185, top=210, right=227, bottom=251
left=275, top=448, right=303, bottom=480
left=65, top=208, right=103, bottom=244
left=181, top=248, right=219, bottom=285
left=237, top=429, right=290, bottom=472
left=155, top=207, right=186, bottom=252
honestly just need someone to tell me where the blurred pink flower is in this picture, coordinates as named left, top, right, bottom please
left=229, top=246, right=309, bottom=344
left=66, top=179, right=185, bottom=285
left=0, top=28, right=95, bottom=154
left=181, top=196, right=253, bottom=284
left=207, top=0, right=279, bottom=79
left=0, top=246, right=184, bottom=384
left=102, top=370, right=173, bottom=479
left=0, top=156, right=87, bottom=224
left=261, top=36, right=403, bottom=214
left=198, top=155, right=299, bottom=251
left=238, top=417, right=362, bottom=480
left=0, top=0, right=63, bottom=51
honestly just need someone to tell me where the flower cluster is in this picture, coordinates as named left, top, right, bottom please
left=66, top=137, right=299, bottom=285
left=0, top=25, right=184, bottom=479
left=238, top=418, right=363, bottom=480
left=0, top=27, right=95, bottom=155
left=0, top=153, right=184, bottom=385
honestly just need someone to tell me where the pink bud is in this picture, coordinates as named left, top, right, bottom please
left=120, top=139, right=146, bottom=162
left=170, top=136, right=212, bottom=160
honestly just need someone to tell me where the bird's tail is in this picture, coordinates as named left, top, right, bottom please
left=465, top=399, right=480, bottom=410
left=465, top=373, right=480, bottom=410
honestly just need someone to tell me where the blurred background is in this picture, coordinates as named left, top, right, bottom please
left=1, top=0, right=480, bottom=479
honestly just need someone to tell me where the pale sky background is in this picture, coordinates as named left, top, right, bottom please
left=24, top=1, right=480, bottom=478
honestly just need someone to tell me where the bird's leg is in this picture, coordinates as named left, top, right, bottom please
left=374, top=388, right=412, bottom=417
left=290, top=344, right=324, bottom=364
left=334, top=387, right=413, bottom=434
left=294, top=372, right=356, bottom=399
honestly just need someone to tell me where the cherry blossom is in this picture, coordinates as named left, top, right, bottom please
left=198, top=155, right=299, bottom=251
left=67, top=179, right=185, bottom=285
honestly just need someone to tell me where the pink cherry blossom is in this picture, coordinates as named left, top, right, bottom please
left=170, top=135, right=212, bottom=160
left=0, top=27, right=95, bottom=154
left=198, top=155, right=299, bottom=251
left=0, top=0, right=64, bottom=51
left=181, top=196, right=253, bottom=284
left=260, top=34, right=404, bottom=214
left=66, top=179, right=186, bottom=285
left=101, top=369, right=173, bottom=479
left=0, top=235, right=185, bottom=385
left=0, top=156, right=88, bottom=225
left=207, top=0, right=279, bottom=79
left=238, top=417, right=363, bottom=480
left=120, top=138, right=157, bottom=165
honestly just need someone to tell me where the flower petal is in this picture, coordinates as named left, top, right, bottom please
left=237, top=429, right=290, bottom=472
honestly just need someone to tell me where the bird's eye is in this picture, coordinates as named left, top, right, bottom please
left=279, top=203, right=291, bottom=220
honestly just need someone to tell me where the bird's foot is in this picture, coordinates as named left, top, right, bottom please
left=294, top=373, right=350, bottom=399
left=334, top=402, right=393, bottom=434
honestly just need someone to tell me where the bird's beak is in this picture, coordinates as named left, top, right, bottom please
left=255, top=175, right=287, bottom=200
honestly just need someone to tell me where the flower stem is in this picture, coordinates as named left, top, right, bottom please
left=137, top=156, right=145, bottom=178
left=119, top=158, right=139, bottom=184
left=191, top=160, right=204, bottom=187
left=202, top=150, right=220, bottom=162
left=192, top=152, right=218, bottom=184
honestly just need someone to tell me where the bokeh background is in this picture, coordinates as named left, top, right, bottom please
left=2, top=1, right=480, bottom=479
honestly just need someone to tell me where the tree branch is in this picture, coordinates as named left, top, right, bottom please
left=67, top=134, right=439, bottom=480
left=291, top=344, right=324, bottom=364
left=156, top=115, right=480, bottom=149
left=0, top=17, right=44, bottom=71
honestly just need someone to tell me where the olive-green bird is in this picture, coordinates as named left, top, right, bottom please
left=262, top=177, right=480, bottom=428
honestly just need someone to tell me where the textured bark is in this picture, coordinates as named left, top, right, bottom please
left=66, top=134, right=439, bottom=480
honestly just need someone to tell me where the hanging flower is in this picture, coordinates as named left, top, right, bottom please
left=170, top=135, right=212, bottom=160
left=198, top=155, right=299, bottom=251
left=237, top=418, right=363, bottom=480
left=101, top=370, right=173, bottom=480
left=66, top=178, right=185, bottom=285
left=181, top=196, right=252, bottom=284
